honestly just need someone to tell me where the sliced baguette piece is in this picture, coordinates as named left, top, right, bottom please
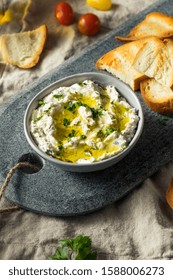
left=116, top=12, right=173, bottom=42
left=1, top=25, right=47, bottom=68
left=140, top=78, right=173, bottom=114
left=133, top=37, right=173, bottom=88
left=96, top=38, right=149, bottom=91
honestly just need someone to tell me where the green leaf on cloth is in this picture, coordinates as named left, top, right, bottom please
left=49, top=235, right=97, bottom=260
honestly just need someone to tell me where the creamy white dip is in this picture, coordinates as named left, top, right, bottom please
left=30, top=80, right=139, bottom=163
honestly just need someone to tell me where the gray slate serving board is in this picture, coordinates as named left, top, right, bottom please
left=0, top=0, right=173, bottom=216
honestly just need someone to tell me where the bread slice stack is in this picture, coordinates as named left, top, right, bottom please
left=133, top=37, right=173, bottom=88
left=96, top=38, right=149, bottom=91
left=133, top=37, right=173, bottom=113
left=0, top=25, right=47, bottom=69
left=116, top=12, right=173, bottom=42
left=96, top=12, right=173, bottom=114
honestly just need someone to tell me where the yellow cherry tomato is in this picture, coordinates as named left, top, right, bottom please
left=86, top=0, right=112, bottom=11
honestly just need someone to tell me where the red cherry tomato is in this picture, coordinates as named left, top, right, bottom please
left=78, top=13, right=101, bottom=36
left=55, top=2, right=75, bottom=26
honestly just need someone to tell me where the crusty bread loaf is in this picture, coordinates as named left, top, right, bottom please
left=133, top=37, right=173, bottom=88
left=140, top=78, right=173, bottom=114
left=96, top=39, right=150, bottom=91
left=116, top=12, right=173, bottom=42
left=1, top=25, right=47, bottom=68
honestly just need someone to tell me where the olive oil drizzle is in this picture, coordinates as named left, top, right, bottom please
left=49, top=88, right=130, bottom=163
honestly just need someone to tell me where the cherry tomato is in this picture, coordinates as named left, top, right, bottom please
left=55, top=2, right=75, bottom=26
left=86, top=0, right=112, bottom=11
left=78, top=13, right=100, bottom=36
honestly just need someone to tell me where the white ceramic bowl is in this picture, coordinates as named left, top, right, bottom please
left=24, top=72, right=144, bottom=172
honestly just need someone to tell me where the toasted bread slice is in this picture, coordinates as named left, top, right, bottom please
left=140, top=78, right=173, bottom=114
left=96, top=39, right=149, bottom=91
left=1, top=25, right=47, bottom=68
left=133, top=37, right=173, bottom=88
left=116, top=12, right=173, bottom=42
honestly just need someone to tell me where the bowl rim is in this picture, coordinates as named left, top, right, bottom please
left=24, top=71, right=144, bottom=168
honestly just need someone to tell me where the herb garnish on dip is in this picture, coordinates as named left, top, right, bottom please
left=30, top=80, right=139, bottom=163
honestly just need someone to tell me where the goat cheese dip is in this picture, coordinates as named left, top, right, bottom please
left=30, top=80, right=139, bottom=163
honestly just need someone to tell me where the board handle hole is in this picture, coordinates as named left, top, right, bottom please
left=18, top=153, right=43, bottom=174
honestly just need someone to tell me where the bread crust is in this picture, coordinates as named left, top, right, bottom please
left=96, top=38, right=150, bottom=90
left=133, top=37, right=173, bottom=88
left=140, top=78, right=173, bottom=114
left=166, top=179, right=173, bottom=209
left=116, top=12, right=173, bottom=42
left=1, top=25, right=47, bottom=69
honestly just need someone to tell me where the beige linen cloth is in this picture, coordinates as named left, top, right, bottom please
left=0, top=0, right=173, bottom=260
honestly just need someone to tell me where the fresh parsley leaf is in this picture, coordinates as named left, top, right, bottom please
left=58, top=144, right=63, bottom=150
left=76, top=102, right=88, bottom=108
left=49, top=235, right=97, bottom=260
left=68, top=130, right=76, bottom=137
left=78, top=82, right=83, bottom=86
left=76, top=101, right=82, bottom=107
left=35, top=116, right=43, bottom=122
left=53, top=94, right=63, bottom=100
left=38, top=99, right=46, bottom=105
left=81, top=135, right=87, bottom=140
left=63, top=118, right=70, bottom=126
left=163, top=116, right=170, bottom=121
left=44, top=107, right=51, bottom=113
left=90, top=108, right=102, bottom=118
left=159, top=116, right=170, bottom=126
left=97, top=130, right=104, bottom=138
left=105, top=127, right=115, bottom=137
left=50, top=247, right=69, bottom=260
left=64, top=102, right=76, bottom=112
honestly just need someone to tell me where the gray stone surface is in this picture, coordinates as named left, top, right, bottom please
left=0, top=0, right=173, bottom=216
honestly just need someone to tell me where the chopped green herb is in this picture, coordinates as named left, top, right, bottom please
left=38, top=99, right=45, bottom=105
left=163, top=116, right=170, bottom=121
left=90, top=108, right=102, bottom=118
left=68, top=130, right=76, bottom=137
left=56, top=152, right=63, bottom=158
left=53, top=94, right=63, bottom=100
left=97, top=130, right=104, bottom=138
left=64, top=102, right=76, bottom=111
left=49, top=235, right=97, bottom=260
left=58, top=144, right=63, bottom=150
left=78, top=82, right=83, bottom=86
left=105, top=127, right=115, bottom=137
left=159, top=116, right=170, bottom=126
left=76, top=101, right=88, bottom=108
left=77, top=103, right=102, bottom=117
left=81, top=135, right=87, bottom=140
left=63, top=118, right=70, bottom=126
left=35, top=116, right=43, bottom=122
left=44, top=108, right=51, bottom=113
